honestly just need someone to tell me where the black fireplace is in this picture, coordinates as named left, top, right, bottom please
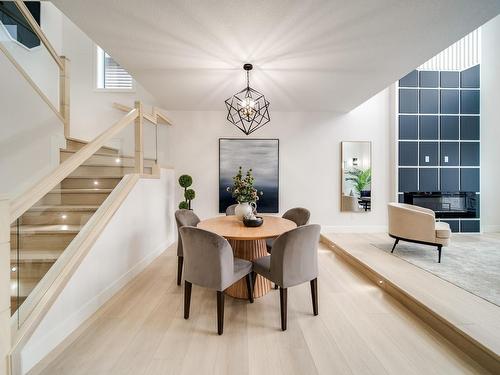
left=403, top=192, right=478, bottom=218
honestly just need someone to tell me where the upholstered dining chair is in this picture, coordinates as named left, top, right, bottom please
left=266, top=207, right=310, bottom=253
left=179, top=226, right=254, bottom=335
left=225, top=204, right=238, bottom=216
left=175, top=209, right=200, bottom=285
left=253, top=224, right=321, bottom=331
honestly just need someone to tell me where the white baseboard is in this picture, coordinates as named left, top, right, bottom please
left=482, top=225, right=500, bottom=233
left=321, top=225, right=387, bottom=233
left=25, top=239, right=174, bottom=375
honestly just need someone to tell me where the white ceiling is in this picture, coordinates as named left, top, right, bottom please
left=52, top=0, right=500, bottom=112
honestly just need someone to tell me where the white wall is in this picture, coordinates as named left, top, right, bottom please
left=19, top=169, right=176, bottom=374
left=0, top=49, right=65, bottom=198
left=481, top=16, right=500, bottom=232
left=163, top=90, right=392, bottom=231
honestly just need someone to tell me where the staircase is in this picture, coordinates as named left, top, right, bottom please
left=10, top=138, right=155, bottom=314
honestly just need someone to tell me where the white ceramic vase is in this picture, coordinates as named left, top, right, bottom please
left=235, top=202, right=255, bottom=220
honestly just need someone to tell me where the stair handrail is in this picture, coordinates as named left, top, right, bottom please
left=0, top=1, right=71, bottom=136
left=9, top=104, right=142, bottom=223
left=113, top=102, right=173, bottom=126
left=13, top=0, right=63, bottom=69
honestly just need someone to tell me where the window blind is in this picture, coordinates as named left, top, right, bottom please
left=104, top=52, right=133, bottom=89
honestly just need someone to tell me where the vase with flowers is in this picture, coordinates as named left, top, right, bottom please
left=226, top=166, right=263, bottom=220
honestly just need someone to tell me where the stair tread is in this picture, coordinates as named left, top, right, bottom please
left=48, top=189, right=113, bottom=194
left=11, top=224, right=82, bottom=234
left=26, top=205, right=100, bottom=212
left=10, top=249, right=62, bottom=262
left=60, top=149, right=156, bottom=161
left=65, top=137, right=119, bottom=152
left=64, top=175, right=125, bottom=179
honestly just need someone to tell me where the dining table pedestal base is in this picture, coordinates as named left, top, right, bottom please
left=226, top=239, right=271, bottom=299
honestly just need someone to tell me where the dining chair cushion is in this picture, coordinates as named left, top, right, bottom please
left=179, top=226, right=252, bottom=291
left=175, top=209, right=200, bottom=257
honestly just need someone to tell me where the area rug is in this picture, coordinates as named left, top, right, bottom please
left=372, top=235, right=500, bottom=307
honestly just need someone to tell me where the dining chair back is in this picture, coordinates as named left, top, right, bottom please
left=179, top=226, right=253, bottom=335
left=282, top=207, right=311, bottom=227
left=253, top=224, right=321, bottom=331
left=175, top=209, right=200, bottom=285
left=225, top=204, right=238, bottom=216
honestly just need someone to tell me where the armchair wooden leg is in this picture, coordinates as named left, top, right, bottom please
left=437, top=245, right=442, bottom=263
left=310, top=278, right=318, bottom=316
left=279, top=287, right=288, bottom=331
left=245, top=273, right=254, bottom=303
left=217, top=291, right=225, bottom=335
left=184, top=281, right=192, bottom=319
left=177, top=256, right=183, bottom=285
left=391, top=238, right=399, bottom=253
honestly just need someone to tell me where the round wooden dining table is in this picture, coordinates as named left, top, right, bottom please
left=197, top=215, right=296, bottom=299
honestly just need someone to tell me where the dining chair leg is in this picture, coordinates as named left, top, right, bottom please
left=310, top=278, right=318, bottom=316
left=184, top=281, right=192, bottom=319
left=252, top=271, right=257, bottom=290
left=245, top=274, right=254, bottom=303
left=177, top=256, right=183, bottom=285
left=279, top=287, right=288, bottom=331
left=217, top=291, right=225, bottom=335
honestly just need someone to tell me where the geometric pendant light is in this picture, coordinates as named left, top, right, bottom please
left=225, top=63, right=270, bottom=135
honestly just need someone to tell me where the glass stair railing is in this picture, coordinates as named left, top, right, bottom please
left=10, top=112, right=159, bottom=326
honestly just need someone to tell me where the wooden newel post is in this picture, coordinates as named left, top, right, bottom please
left=59, top=56, right=71, bottom=138
left=0, top=196, right=10, bottom=375
left=134, top=101, right=144, bottom=173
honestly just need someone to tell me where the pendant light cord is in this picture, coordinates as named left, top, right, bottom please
left=246, top=70, right=250, bottom=89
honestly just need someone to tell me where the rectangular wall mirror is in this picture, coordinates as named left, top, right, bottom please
left=341, top=141, right=372, bottom=212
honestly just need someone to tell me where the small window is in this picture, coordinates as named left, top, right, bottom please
left=96, top=46, right=133, bottom=90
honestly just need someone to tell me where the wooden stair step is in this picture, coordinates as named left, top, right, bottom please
left=69, top=165, right=152, bottom=177
left=60, top=177, right=122, bottom=189
left=65, top=137, right=119, bottom=155
left=10, top=249, right=63, bottom=262
left=10, top=224, right=80, bottom=250
left=60, top=149, right=156, bottom=167
left=35, top=188, right=112, bottom=206
left=19, top=205, right=99, bottom=225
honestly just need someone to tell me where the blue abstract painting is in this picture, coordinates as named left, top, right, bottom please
left=219, top=138, right=279, bottom=213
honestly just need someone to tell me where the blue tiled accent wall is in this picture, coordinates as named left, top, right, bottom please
left=397, top=65, right=480, bottom=232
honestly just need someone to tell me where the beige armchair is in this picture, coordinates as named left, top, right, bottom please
left=388, top=203, right=451, bottom=263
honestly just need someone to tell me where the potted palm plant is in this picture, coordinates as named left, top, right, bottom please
left=345, top=168, right=371, bottom=197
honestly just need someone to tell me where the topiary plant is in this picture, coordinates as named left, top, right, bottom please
left=179, top=174, right=195, bottom=209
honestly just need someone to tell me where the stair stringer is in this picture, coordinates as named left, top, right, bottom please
left=9, top=168, right=175, bottom=375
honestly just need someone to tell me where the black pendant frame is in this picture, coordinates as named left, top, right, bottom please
left=225, top=64, right=270, bottom=135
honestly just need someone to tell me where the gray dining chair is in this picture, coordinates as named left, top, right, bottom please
left=179, top=226, right=254, bottom=335
left=266, top=207, right=311, bottom=253
left=175, top=209, right=201, bottom=285
left=225, top=204, right=238, bottom=216
left=253, top=224, right=321, bottom=331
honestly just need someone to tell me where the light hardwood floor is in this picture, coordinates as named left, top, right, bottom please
left=38, top=243, right=489, bottom=375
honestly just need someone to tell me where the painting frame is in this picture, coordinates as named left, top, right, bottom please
left=219, top=138, right=280, bottom=214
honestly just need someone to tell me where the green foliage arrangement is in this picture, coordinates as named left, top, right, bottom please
left=345, top=168, right=372, bottom=197
left=226, top=166, right=263, bottom=204
left=179, top=174, right=195, bottom=209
